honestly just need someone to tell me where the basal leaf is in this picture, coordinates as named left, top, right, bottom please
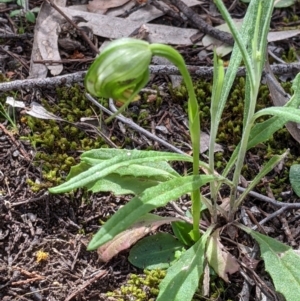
left=87, top=175, right=216, bottom=250
left=88, top=174, right=160, bottom=195
left=171, top=221, right=194, bottom=246
left=238, top=224, right=300, bottom=301
left=49, top=150, right=191, bottom=194
left=66, top=161, right=91, bottom=180
left=128, top=233, right=185, bottom=269
left=81, top=148, right=181, bottom=176
left=98, top=214, right=181, bottom=262
left=157, top=226, right=213, bottom=301
left=289, top=164, right=300, bottom=197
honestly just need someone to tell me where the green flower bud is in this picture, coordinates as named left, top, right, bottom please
left=85, top=38, right=152, bottom=103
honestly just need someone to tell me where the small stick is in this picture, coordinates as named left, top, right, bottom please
left=1, top=62, right=300, bottom=92
left=46, top=0, right=99, bottom=56
left=280, top=216, right=297, bottom=247
left=64, top=270, right=107, bottom=301
left=168, top=0, right=234, bottom=45
left=86, top=93, right=186, bottom=154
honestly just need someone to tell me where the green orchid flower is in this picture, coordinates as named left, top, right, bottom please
left=85, top=38, right=152, bottom=103
left=84, top=38, right=202, bottom=239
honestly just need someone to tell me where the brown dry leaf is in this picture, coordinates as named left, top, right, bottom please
left=206, top=229, right=240, bottom=282
left=265, top=60, right=300, bottom=144
left=97, top=214, right=181, bottom=262
left=87, top=0, right=131, bottom=14
left=238, top=243, right=260, bottom=270
left=30, top=0, right=67, bottom=77
left=61, top=6, right=200, bottom=45
left=25, top=102, right=65, bottom=121
left=200, top=131, right=224, bottom=154
left=219, top=197, right=230, bottom=211
left=202, top=263, right=210, bottom=296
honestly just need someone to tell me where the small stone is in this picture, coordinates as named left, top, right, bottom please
left=12, top=150, right=19, bottom=157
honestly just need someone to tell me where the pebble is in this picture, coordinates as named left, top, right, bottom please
left=12, top=150, right=19, bottom=157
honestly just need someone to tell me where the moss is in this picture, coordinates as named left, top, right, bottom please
left=23, top=84, right=111, bottom=190
left=282, top=47, right=297, bottom=63
left=169, top=76, right=300, bottom=199
left=106, top=269, right=166, bottom=301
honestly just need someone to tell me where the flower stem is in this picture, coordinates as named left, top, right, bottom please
left=150, top=44, right=201, bottom=240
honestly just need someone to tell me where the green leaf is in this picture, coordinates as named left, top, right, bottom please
left=238, top=224, right=300, bottom=301
left=88, top=174, right=160, bottom=195
left=289, top=164, right=300, bottom=197
left=223, top=72, right=300, bottom=178
left=247, top=116, right=286, bottom=150
left=171, top=221, right=194, bottom=246
left=17, top=0, right=25, bottom=7
left=9, top=9, right=21, bottom=17
left=81, top=148, right=180, bottom=178
left=81, top=148, right=139, bottom=161
left=241, top=0, right=295, bottom=8
left=87, top=175, right=216, bottom=250
left=235, top=151, right=289, bottom=208
left=69, top=152, right=179, bottom=183
left=253, top=107, right=300, bottom=123
left=66, top=161, right=91, bottom=179
left=25, top=11, right=35, bottom=23
left=49, top=150, right=191, bottom=194
left=128, top=233, right=185, bottom=269
left=67, top=161, right=177, bottom=195
left=212, top=0, right=256, bottom=133
left=157, top=226, right=213, bottom=301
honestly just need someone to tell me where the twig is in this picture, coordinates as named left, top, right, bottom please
left=253, top=206, right=287, bottom=230
left=280, top=216, right=297, bottom=247
left=0, top=71, right=86, bottom=92
left=245, top=209, right=267, bottom=235
left=237, top=186, right=300, bottom=209
left=150, top=0, right=184, bottom=22
left=10, top=191, right=49, bottom=207
left=46, top=0, right=99, bottom=56
left=1, top=62, right=300, bottom=92
left=239, top=270, right=253, bottom=301
left=237, top=186, right=300, bottom=229
left=118, top=2, right=148, bottom=18
left=85, top=93, right=186, bottom=154
left=64, top=270, right=107, bottom=301
left=0, top=31, right=33, bottom=39
left=33, top=58, right=94, bottom=64
left=168, top=0, right=234, bottom=45
left=11, top=277, right=44, bottom=286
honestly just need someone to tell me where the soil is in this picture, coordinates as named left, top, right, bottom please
left=1, top=1, right=300, bottom=301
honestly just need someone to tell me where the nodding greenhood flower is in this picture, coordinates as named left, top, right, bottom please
left=85, top=38, right=152, bottom=103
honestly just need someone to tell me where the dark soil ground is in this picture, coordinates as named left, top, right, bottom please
left=1, top=1, right=300, bottom=301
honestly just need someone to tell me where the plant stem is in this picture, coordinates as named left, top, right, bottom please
left=150, top=44, right=201, bottom=240
left=229, top=82, right=260, bottom=220
left=209, top=52, right=224, bottom=222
